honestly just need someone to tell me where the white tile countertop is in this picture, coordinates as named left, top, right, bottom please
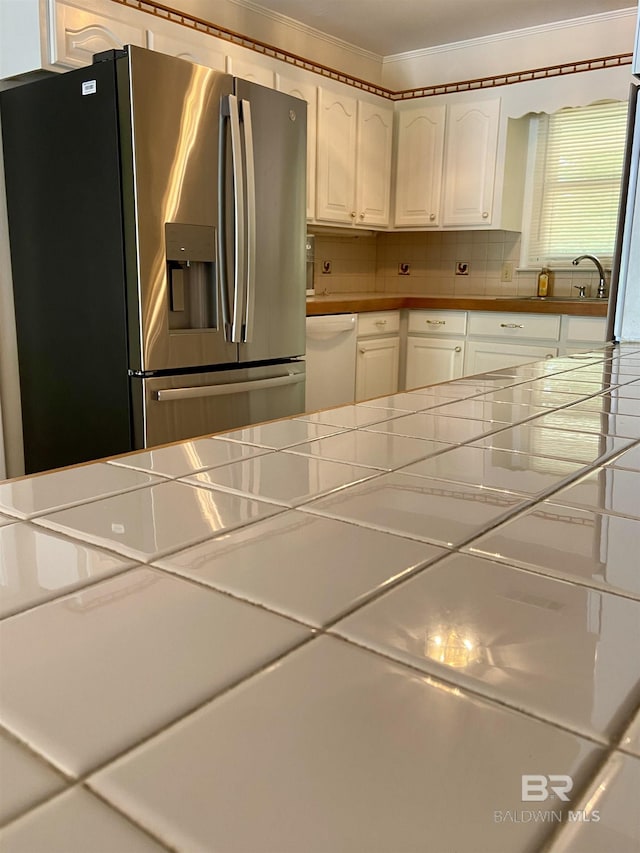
left=1, top=344, right=640, bottom=853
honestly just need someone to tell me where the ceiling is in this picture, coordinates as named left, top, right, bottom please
left=245, top=0, right=635, bottom=56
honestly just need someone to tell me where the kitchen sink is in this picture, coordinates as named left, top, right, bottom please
left=493, top=296, right=606, bottom=303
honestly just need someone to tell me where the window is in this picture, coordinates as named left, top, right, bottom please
left=523, top=100, right=628, bottom=267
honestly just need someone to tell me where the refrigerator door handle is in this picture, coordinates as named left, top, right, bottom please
left=227, top=94, right=246, bottom=344
left=218, top=100, right=232, bottom=340
left=155, top=371, right=304, bottom=402
left=240, top=98, right=256, bottom=343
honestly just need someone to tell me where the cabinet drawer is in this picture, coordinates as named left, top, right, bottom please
left=357, top=310, right=400, bottom=337
left=467, top=312, right=561, bottom=341
left=408, top=310, right=467, bottom=336
left=565, top=316, right=607, bottom=343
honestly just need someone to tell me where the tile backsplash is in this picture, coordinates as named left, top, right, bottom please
left=311, top=230, right=604, bottom=297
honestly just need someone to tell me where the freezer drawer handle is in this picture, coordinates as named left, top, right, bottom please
left=155, top=372, right=304, bottom=402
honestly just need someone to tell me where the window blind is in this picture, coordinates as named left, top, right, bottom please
left=526, top=100, right=628, bottom=266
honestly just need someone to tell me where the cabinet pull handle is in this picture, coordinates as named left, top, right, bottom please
left=426, top=320, right=446, bottom=325
left=374, top=320, right=387, bottom=326
left=454, top=346, right=462, bottom=352
left=500, top=323, right=523, bottom=329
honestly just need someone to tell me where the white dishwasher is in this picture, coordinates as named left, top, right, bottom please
left=305, top=314, right=357, bottom=411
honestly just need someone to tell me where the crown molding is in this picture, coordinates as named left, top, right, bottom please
left=220, top=0, right=383, bottom=64
left=109, top=0, right=634, bottom=100
left=383, top=7, right=637, bottom=65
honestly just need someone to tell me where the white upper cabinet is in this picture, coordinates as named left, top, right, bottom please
left=394, top=104, right=445, bottom=227
left=442, top=99, right=500, bottom=227
left=316, top=88, right=393, bottom=228
left=276, top=73, right=318, bottom=221
left=354, top=100, right=393, bottom=227
left=393, top=96, right=527, bottom=231
left=148, top=30, right=225, bottom=71
left=225, top=54, right=275, bottom=88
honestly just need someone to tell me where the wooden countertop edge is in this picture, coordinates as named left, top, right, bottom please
left=306, top=295, right=609, bottom=317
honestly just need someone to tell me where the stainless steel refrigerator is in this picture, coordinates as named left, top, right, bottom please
left=1, top=45, right=306, bottom=474
left=610, top=79, right=640, bottom=342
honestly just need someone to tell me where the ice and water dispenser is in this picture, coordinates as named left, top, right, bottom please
left=165, top=222, right=217, bottom=330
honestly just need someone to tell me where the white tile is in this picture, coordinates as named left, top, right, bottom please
left=154, top=511, right=446, bottom=627
left=364, top=412, right=500, bottom=443
left=0, top=731, right=66, bottom=825
left=332, top=552, right=640, bottom=741
left=0, top=567, right=309, bottom=776
left=400, top=444, right=584, bottom=497
left=607, top=444, right=640, bottom=471
left=183, top=452, right=378, bottom=507
left=302, top=472, right=528, bottom=548
left=0, top=523, right=138, bottom=619
left=0, top=788, right=167, bottom=852
left=549, top=468, right=640, bottom=519
left=34, top=480, right=283, bottom=561
left=470, top=428, right=633, bottom=465
left=547, top=752, right=640, bottom=853
left=287, top=430, right=452, bottom=471
left=218, top=419, right=344, bottom=448
left=296, top=405, right=402, bottom=427
left=428, top=398, right=548, bottom=424
left=620, top=708, right=640, bottom=757
left=466, top=503, right=640, bottom=600
left=108, top=438, right=270, bottom=478
left=89, top=636, right=603, bottom=853
left=0, top=464, right=161, bottom=520
left=359, top=393, right=442, bottom=412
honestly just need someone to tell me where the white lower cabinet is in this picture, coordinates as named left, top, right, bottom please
left=464, top=311, right=560, bottom=374
left=406, top=336, right=465, bottom=388
left=404, top=310, right=467, bottom=389
left=464, top=340, right=558, bottom=374
left=355, top=311, right=400, bottom=400
left=356, top=338, right=400, bottom=400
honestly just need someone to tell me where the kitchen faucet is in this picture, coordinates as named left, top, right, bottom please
left=572, top=254, right=607, bottom=298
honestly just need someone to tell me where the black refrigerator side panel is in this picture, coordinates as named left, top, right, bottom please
left=1, top=62, right=134, bottom=474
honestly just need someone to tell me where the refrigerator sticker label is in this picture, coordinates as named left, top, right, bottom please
left=82, top=80, right=97, bottom=96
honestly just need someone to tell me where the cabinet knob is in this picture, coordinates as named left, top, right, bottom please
left=482, top=212, right=489, bottom=219
left=359, top=347, right=366, bottom=354
left=350, top=211, right=357, bottom=218
left=454, top=346, right=462, bottom=353
left=429, top=213, right=436, bottom=221
left=359, top=213, right=365, bottom=220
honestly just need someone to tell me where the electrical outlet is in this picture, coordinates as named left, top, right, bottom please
left=399, top=262, right=411, bottom=275
left=455, top=261, right=469, bottom=276
left=501, top=262, right=514, bottom=282
left=322, top=260, right=332, bottom=274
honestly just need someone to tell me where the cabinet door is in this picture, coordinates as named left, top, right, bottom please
left=149, top=30, right=225, bottom=70
left=355, top=101, right=393, bottom=227
left=356, top=337, right=400, bottom=401
left=405, top=336, right=465, bottom=390
left=316, top=89, right=357, bottom=223
left=464, top=341, right=557, bottom=375
left=226, top=54, right=275, bottom=87
left=394, top=104, right=446, bottom=227
left=442, top=99, right=500, bottom=227
left=53, top=1, right=146, bottom=68
left=277, top=73, right=317, bottom=221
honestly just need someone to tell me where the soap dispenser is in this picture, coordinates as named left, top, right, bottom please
left=537, top=268, right=550, bottom=298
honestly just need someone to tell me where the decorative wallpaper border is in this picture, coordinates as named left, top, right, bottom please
left=110, top=0, right=633, bottom=99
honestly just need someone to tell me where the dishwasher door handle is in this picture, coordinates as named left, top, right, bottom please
left=306, top=315, right=357, bottom=341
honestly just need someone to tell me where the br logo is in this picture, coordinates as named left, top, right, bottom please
left=521, top=775, right=573, bottom=802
